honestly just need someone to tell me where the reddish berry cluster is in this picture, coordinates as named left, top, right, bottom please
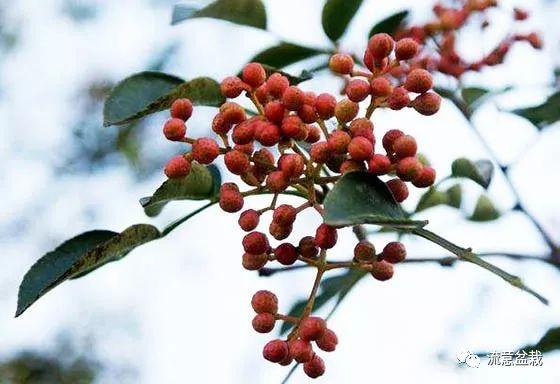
left=393, top=1, right=542, bottom=78
left=159, top=33, right=440, bottom=377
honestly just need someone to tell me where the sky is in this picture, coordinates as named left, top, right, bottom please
left=1, top=0, right=560, bottom=383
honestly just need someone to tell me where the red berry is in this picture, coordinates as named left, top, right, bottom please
left=303, top=354, right=325, bottom=379
left=220, top=102, right=246, bottom=124
left=370, top=77, right=393, bottom=98
left=266, top=171, right=289, bottom=192
left=368, top=154, right=391, bottom=175
left=315, top=93, right=337, bottom=120
left=255, top=83, right=270, bottom=104
left=192, top=138, right=220, bottom=164
left=252, top=148, right=275, bottom=172
left=396, top=156, right=423, bottom=181
left=163, top=118, right=186, bottom=141
left=404, top=69, right=433, bottom=94
left=412, top=166, right=436, bottom=188
left=238, top=209, right=260, bottom=232
left=316, top=329, right=338, bottom=352
left=278, top=153, right=305, bottom=179
left=513, top=7, right=529, bottom=21
left=348, top=137, right=374, bottom=161
left=393, top=135, right=417, bottom=158
left=281, top=115, right=305, bottom=139
left=232, top=118, right=257, bottom=144
left=243, top=231, right=270, bottom=255
left=335, top=99, right=359, bottom=123
left=395, top=38, right=419, bottom=61
left=164, top=155, right=191, bottom=178
left=252, top=313, right=276, bottom=333
left=310, top=142, right=332, bottom=163
left=382, top=241, right=407, bottom=264
left=363, top=48, right=375, bottom=71
left=273, top=204, right=297, bottom=226
left=263, top=340, right=289, bottom=363
left=340, top=159, right=365, bottom=174
left=354, top=240, right=376, bottom=261
left=234, top=142, right=254, bottom=155
left=242, top=252, right=268, bottom=270
left=314, top=224, right=337, bottom=249
left=327, top=130, right=351, bottom=154
left=306, top=125, right=321, bottom=143
left=298, top=104, right=317, bottom=124
left=298, top=236, right=319, bottom=259
left=386, top=178, right=409, bottom=202
left=255, top=121, right=281, bottom=147
left=220, top=182, right=239, bottom=193
left=299, top=316, right=326, bottom=341
left=349, top=118, right=375, bottom=143
left=328, top=53, right=354, bottom=74
left=368, top=33, right=394, bottom=60
left=282, top=86, right=305, bottom=111
left=219, top=190, right=244, bottom=212
left=224, top=150, right=250, bottom=175
left=269, top=221, right=293, bottom=241
left=266, top=73, right=289, bottom=98
left=264, top=100, right=285, bottom=123
left=411, top=92, right=441, bottom=116
left=251, top=290, right=278, bottom=314
left=275, top=243, right=298, bottom=265
left=388, top=87, right=410, bottom=110
left=289, top=339, right=314, bottom=363
left=527, top=32, right=542, bottom=49
left=170, top=98, right=193, bottom=120
left=382, top=129, right=404, bottom=153
left=370, top=260, right=394, bottom=281
left=242, top=62, right=267, bottom=88
left=345, top=79, right=370, bottom=102
left=212, top=113, right=232, bottom=135
left=220, top=76, right=245, bottom=98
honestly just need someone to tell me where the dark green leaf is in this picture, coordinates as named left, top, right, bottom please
left=104, top=75, right=224, bottom=126
left=171, top=0, right=267, bottom=29
left=323, top=172, right=426, bottom=228
left=445, top=184, right=462, bottom=208
left=322, top=0, right=364, bottom=42
left=469, top=194, right=500, bottom=222
left=415, top=187, right=449, bottom=213
left=461, top=87, right=489, bottom=109
left=451, top=158, right=494, bottom=189
left=171, top=4, right=197, bottom=25
left=103, top=71, right=184, bottom=126
left=16, top=225, right=161, bottom=316
left=280, top=270, right=364, bottom=335
left=368, top=10, right=409, bottom=38
left=260, top=64, right=313, bottom=85
left=511, top=91, right=560, bottom=129
left=140, top=164, right=221, bottom=217
left=250, top=43, right=327, bottom=69
left=523, top=327, right=560, bottom=353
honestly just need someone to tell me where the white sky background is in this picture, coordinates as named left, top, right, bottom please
left=1, top=0, right=560, bottom=383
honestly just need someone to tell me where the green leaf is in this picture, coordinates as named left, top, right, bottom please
left=280, top=270, right=364, bottom=335
left=323, top=172, right=427, bottom=228
left=368, top=10, right=409, bottom=38
left=103, top=71, right=184, bottom=126
left=445, top=184, right=462, bottom=209
left=16, top=225, right=161, bottom=316
left=104, top=74, right=224, bottom=126
left=140, top=164, right=221, bottom=217
left=451, top=158, right=494, bottom=189
left=461, top=87, right=490, bottom=109
left=522, top=327, right=560, bottom=353
left=249, top=43, right=327, bottom=69
left=469, top=194, right=500, bottom=222
left=511, top=91, right=560, bottom=129
left=321, top=0, right=364, bottom=42
left=415, top=187, right=449, bottom=213
left=171, top=0, right=267, bottom=30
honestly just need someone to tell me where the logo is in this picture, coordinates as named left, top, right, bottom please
left=457, top=350, right=481, bottom=368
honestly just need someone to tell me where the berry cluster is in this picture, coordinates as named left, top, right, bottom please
left=159, top=32, right=438, bottom=378
left=394, top=1, right=542, bottom=78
